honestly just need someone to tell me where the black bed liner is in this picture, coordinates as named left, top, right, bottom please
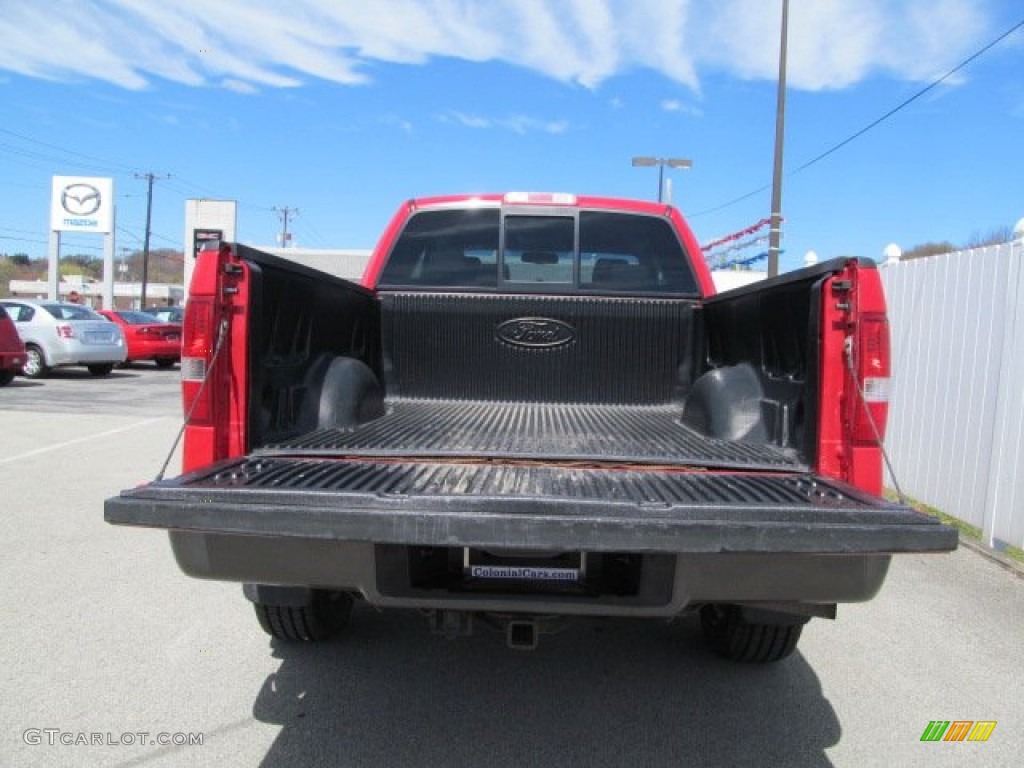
left=105, top=456, right=956, bottom=554
left=261, top=399, right=802, bottom=471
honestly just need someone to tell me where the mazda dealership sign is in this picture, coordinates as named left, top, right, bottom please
left=51, top=176, right=114, bottom=233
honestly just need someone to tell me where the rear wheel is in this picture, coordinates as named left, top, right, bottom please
left=154, top=357, right=176, bottom=369
left=0, top=370, right=14, bottom=386
left=699, top=604, right=804, bottom=663
left=254, top=591, right=353, bottom=642
left=87, top=363, right=114, bottom=376
left=22, top=345, right=49, bottom=379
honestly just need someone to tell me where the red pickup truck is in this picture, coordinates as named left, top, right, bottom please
left=106, top=193, right=956, bottom=662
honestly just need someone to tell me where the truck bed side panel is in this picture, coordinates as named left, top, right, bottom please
left=239, top=247, right=381, bottom=449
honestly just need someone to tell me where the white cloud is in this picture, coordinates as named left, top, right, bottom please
left=441, top=111, right=568, bottom=135
left=443, top=111, right=492, bottom=129
left=660, top=98, right=702, bottom=118
left=0, top=0, right=995, bottom=93
left=379, top=114, right=414, bottom=134
left=690, top=0, right=990, bottom=91
left=505, top=116, right=568, bottom=135
left=222, top=79, right=258, bottom=94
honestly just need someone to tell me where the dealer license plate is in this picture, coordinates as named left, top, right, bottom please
left=463, top=549, right=587, bottom=583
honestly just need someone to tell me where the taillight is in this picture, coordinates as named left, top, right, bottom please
left=56, top=324, right=75, bottom=339
left=134, top=327, right=154, bottom=336
left=181, top=296, right=216, bottom=424
left=852, top=313, right=890, bottom=444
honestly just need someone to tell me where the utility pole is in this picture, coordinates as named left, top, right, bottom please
left=767, top=0, right=789, bottom=278
left=135, top=172, right=169, bottom=308
left=274, top=206, right=298, bottom=249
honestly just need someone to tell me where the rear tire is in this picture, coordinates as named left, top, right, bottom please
left=154, top=357, right=176, bottom=369
left=699, top=604, right=803, bottom=663
left=22, top=345, right=49, bottom=379
left=254, top=591, right=353, bottom=642
left=87, top=364, right=114, bottom=376
left=0, top=370, right=14, bottom=386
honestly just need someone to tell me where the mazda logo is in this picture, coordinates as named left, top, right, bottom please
left=61, top=183, right=102, bottom=216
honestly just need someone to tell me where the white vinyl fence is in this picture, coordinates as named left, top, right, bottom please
left=880, top=239, right=1024, bottom=550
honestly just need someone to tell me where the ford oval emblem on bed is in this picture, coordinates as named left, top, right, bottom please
left=496, top=317, right=576, bottom=349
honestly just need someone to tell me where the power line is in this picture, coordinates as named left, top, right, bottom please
left=149, top=231, right=180, bottom=246
left=116, top=225, right=144, bottom=244
left=690, top=14, right=1024, bottom=219
left=0, top=126, right=142, bottom=175
left=793, top=14, right=1024, bottom=174
left=0, top=147, right=113, bottom=176
left=691, top=184, right=771, bottom=218
left=0, top=225, right=46, bottom=236
left=164, top=174, right=274, bottom=213
left=0, top=234, right=105, bottom=252
left=5, top=180, right=49, bottom=191
left=0, top=127, right=274, bottom=220
left=291, top=216, right=330, bottom=248
left=0, top=235, right=47, bottom=246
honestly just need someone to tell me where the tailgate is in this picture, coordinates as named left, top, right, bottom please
left=105, top=457, right=957, bottom=555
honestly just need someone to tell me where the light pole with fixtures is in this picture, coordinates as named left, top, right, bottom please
left=631, top=156, right=692, bottom=204
left=767, top=0, right=789, bottom=277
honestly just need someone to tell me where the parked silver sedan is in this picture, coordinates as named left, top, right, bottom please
left=0, top=299, right=127, bottom=378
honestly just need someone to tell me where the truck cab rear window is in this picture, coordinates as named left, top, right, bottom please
left=378, top=208, right=698, bottom=295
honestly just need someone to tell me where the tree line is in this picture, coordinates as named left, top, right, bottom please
left=0, top=249, right=185, bottom=298
left=900, top=226, right=1017, bottom=261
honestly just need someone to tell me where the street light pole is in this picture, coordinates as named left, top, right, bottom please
left=631, top=156, right=692, bottom=203
left=767, top=0, right=789, bottom=277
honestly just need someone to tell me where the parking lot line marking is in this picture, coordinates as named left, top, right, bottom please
left=0, top=417, right=171, bottom=466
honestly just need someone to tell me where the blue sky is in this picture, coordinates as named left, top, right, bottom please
left=1, top=0, right=1022, bottom=275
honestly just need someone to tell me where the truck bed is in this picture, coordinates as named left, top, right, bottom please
left=105, top=250, right=953, bottom=558
left=104, top=232, right=958, bottom=647
left=259, top=398, right=802, bottom=471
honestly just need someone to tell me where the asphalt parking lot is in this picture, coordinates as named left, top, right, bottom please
left=1, top=368, right=1021, bottom=767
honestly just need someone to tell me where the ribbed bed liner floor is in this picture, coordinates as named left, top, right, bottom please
left=258, top=398, right=803, bottom=471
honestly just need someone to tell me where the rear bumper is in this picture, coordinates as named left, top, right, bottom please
left=0, top=350, right=26, bottom=371
left=105, top=457, right=956, bottom=614
left=166, top=532, right=895, bottom=617
left=127, top=339, right=181, bottom=361
left=49, top=340, right=127, bottom=366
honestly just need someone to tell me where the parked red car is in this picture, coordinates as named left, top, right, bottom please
left=97, top=309, right=181, bottom=368
left=0, top=303, right=28, bottom=386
